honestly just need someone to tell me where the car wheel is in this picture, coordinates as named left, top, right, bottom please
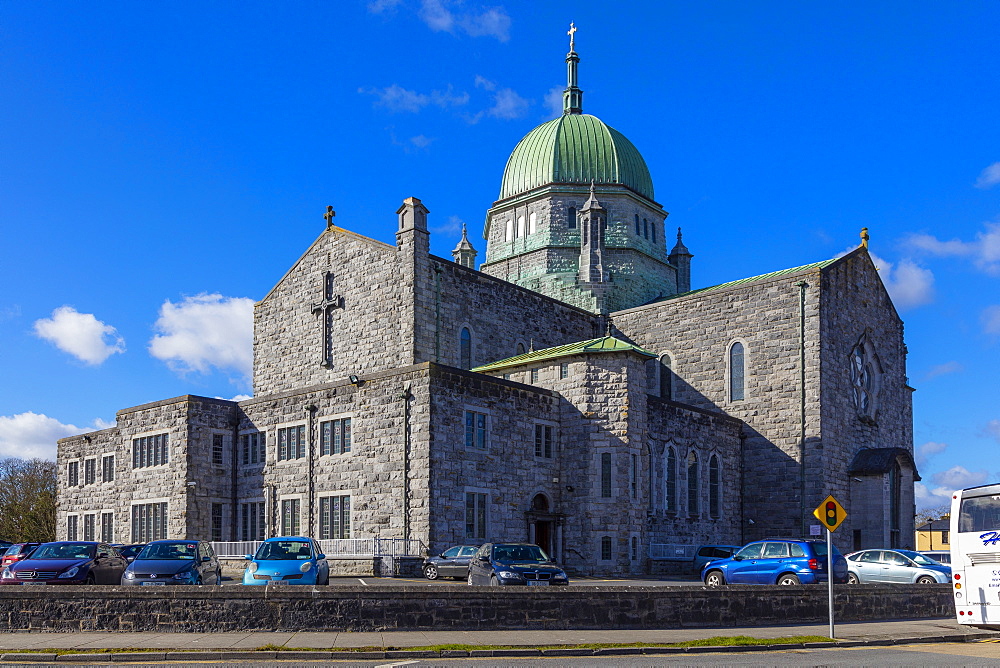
left=216, top=570, right=223, bottom=584
left=423, top=564, right=439, bottom=580
left=84, top=574, right=96, bottom=585
left=194, top=575, right=203, bottom=585
left=777, top=574, right=800, bottom=586
left=847, top=572, right=860, bottom=585
left=489, top=575, right=499, bottom=587
left=704, top=570, right=725, bottom=587
left=916, top=575, right=936, bottom=584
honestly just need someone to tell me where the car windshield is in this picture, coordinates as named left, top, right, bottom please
left=898, top=550, right=938, bottom=566
left=493, top=545, right=548, bottom=562
left=254, top=541, right=312, bottom=560
left=120, top=545, right=145, bottom=558
left=31, top=543, right=96, bottom=560
left=137, top=543, right=198, bottom=560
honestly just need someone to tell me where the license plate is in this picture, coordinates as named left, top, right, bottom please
left=140, top=581, right=166, bottom=586
left=20, top=582, right=46, bottom=585
left=527, top=580, right=549, bottom=586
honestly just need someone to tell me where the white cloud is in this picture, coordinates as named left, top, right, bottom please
left=923, top=361, right=963, bottom=380
left=916, top=441, right=949, bottom=467
left=0, top=412, right=86, bottom=460
left=904, top=222, right=1000, bottom=276
left=229, top=394, right=252, bottom=402
left=409, top=134, right=434, bottom=149
left=360, top=84, right=468, bottom=113
left=474, top=75, right=496, bottom=91
left=983, top=305, right=1000, bottom=335
left=417, top=0, right=510, bottom=41
left=431, top=214, right=464, bottom=236
left=914, top=482, right=954, bottom=510
left=933, top=465, right=988, bottom=491
left=984, top=420, right=1000, bottom=443
left=487, top=88, right=530, bottom=120
left=148, top=294, right=254, bottom=380
left=544, top=85, right=563, bottom=118
left=868, top=252, right=935, bottom=310
left=975, top=162, right=1000, bottom=189
left=33, top=306, right=125, bottom=365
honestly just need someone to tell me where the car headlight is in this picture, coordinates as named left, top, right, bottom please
left=58, top=566, right=80, bottom=579
left=248, top=562, right=258, bottom=573
left=300, top=561, right=313, bottom=573
left=497, top=570, right=522, bottom=579
left=1, top=568, right=11, bottom=579
left=551, top=572, right=568, bottom=580
left=124, top=570, right=135, bottom=580
left=173, top=570, right=193, bottom=580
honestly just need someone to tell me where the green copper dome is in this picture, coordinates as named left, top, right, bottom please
left=498, top=113, right=654, bottom=202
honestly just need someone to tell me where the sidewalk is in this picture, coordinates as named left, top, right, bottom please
left=0, top=618, right=993, bottom=659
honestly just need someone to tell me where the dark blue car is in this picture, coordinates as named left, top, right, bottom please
left=701, top=538, right=848, bottom=586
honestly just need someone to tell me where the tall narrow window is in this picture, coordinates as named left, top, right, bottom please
left=277, top=425, right=306, bottom=461
left=568, top=206, right=577, bottom=229
left=729, top=342, right=745, bottom=401
left=889, top=460, right=901, bottom=548
left=84, top=459, right=96, bottom=485
left=320, top=495, right=351, bottom=539
left=504, top=217, right=513, bottom=241
left=530, top=368, right=539, bottom=383
left=651, top=225, right=656, bottom=244
left=560, top=363, right=569, bottom=379
left=83, top=514, right=96, bottom=541
left=465, top=410, right=488, bottom=450
left=212, top=434, right=224, bottom=466
left=281, top=499, right=301, bottom=536
left=643, top=218, right=649, bottom=239
left=601, top=453, right=612, bottom=498
left=601, top=536, right=612, bottom=560
left=516, top=215, right=525, bottom=238
left=631, top=536, right=638, bottom=561
left=68, top=461, right=79, bottom=487
left=634, top=214, right=641, bottom=235
left=465, top=492, right=487, bottom=540
left=666, top=448, right=677, bottom=512
left=534, top=424, right=554, bottom=458
left=709, top=455, right=720, bottom=519
left=687, top=452, right=699, bottom=516
left=460, top=327, right=472, bottom=369
left=660, top=355, right=673, bottom=400
left=321, top=418, right=352, bottom=455
left=241, top=432, right=264, bottom=465
left=100, top=512, right=114, bottom=543
left=240, top=501, right=266, bottom=541
left=67, top=515, right=78, bottom=541
left=631, top=453, right=638, bottom=499
left=528, top=212, right=537, bottom=234
left=516, top=342, right=526, bottom=356
left=211, top=503, right=224, bottom=541
left=102, top=455, right=115, bottom=483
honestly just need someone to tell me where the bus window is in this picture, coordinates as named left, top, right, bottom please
left=959, top=495, right=1000, bottom=532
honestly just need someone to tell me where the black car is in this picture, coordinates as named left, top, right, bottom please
left=423, top=545, right=479, bottom=580
left=122, top=540, right=222, bottom=585
left=467, top=542, right=569, bottom=586
left=0, top=541, right=127, bottom=584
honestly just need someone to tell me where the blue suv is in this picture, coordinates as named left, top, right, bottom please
left=701, top=538, right=848, bottom=586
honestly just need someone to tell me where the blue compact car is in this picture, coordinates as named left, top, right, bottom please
left=701, top=538, right=848, bottom=586
left=242, top=537, right=329, bottom=585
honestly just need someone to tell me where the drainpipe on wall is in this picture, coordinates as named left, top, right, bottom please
left=230, top=415, right=240, bottom=541
left=401, top=381, right=412, bottom=544
left=795, top=281, right=809, bottom=536
left=305, top=403, right=318, bottom=536
left=739, top=430, right=746, bottom=546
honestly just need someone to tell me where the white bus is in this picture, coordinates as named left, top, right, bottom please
left=951, top=483, right=1000, bottom=629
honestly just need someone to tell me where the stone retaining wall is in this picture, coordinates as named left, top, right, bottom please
left=0, top=585, right=951, bottom=632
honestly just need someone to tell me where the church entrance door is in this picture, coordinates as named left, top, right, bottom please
left=535, top=521, right=552, bottom=556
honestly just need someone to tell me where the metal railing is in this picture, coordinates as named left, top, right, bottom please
left=648, top=543, right=696, bottom=560
left=211, top=538, right=426, bottom=559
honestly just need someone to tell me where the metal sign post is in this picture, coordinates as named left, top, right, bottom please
left=813, top=495, right=847, bottom=641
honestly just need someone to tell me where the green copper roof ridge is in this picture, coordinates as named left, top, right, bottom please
left=659, top=257, right=841, bottom=303
left=471, top=335, right=656, bottom=373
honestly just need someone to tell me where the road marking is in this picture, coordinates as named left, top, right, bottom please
left=358, top=578, right=368, bottom=585
left=374, top=661, right=420, bottom=668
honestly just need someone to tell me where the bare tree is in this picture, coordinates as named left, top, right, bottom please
left=915, top=504, right=951, bottom=528
left=0, top=458, right=57, bottom=542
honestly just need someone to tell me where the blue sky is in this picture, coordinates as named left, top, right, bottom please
left=1, top=1, right=998, bottom=512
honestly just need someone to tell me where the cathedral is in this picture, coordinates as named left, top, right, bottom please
left=57, top=32, right=917, bottom=575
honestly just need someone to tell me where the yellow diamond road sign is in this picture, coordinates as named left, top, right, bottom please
left=813, top=495, right=847, bottom=532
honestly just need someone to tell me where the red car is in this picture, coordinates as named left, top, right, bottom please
left=1, top=543, right=40, bottom=569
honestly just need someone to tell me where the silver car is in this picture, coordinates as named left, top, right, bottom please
left=846, top=549, right=951, bottom=584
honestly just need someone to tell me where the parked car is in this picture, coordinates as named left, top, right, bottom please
left=118, top=544, right=146, bottom=563
left=702, top=538, right=848, bottom=586
left=467, top=542, right=570, bottom=586
left=0, top=541, right=127, bottom=584
left=921, top=550, right=952, bottom=565
left=1, top=543, right=41, bottom=569
left=845, top=549, right=951, bottom=584
left=121, top=540, right=221, bottom=585
left=423, top=545, right=480, bottom=580
left=242, top=536, right=329, bottom=585
left=692, top=544, right=740, bottom=574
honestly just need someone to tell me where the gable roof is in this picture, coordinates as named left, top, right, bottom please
left=658, top=257, right=842, bottom=303
left=471, top=335, right=656, bottom=373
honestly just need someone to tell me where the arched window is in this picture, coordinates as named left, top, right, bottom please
left=528, top=212, right=537, bottom=235
left=729, top=342, right=745, bottom=401
left=516, top=342, right=526, bottom=356
left=651, top=224, right=656, bottom=244
left=504, top=218, right=513, bottom=242
left=709, top=455, right=720, bottom=519
left=568, top=206, right=577, bottom=229
left=516, top=215, right=525, bottom=238
left=687, top=452, right=699, bottom=516
left=634, top=214, right=640, bottom=235
left=659, top=354, right=673, bottom=400
left=665, top=447, right=676, bottom=512
left=646, top=359, right=658, bottom=393
left=643, top=218, right=649, bottom=239
left=460, top=327, right=472, bottom=370
left=532, top=493, right=549, bottom=512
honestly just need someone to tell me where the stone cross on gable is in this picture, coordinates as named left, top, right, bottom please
left=311, top=271, right=344, bottom=367
left=324, top=205, right=336, bottom=229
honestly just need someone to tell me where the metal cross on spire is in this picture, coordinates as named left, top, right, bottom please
left=567, top=21, right=577, bottom=51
